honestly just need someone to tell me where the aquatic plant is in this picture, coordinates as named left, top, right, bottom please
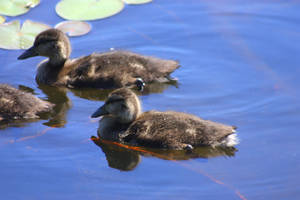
left=0, top=0, right=40, bottom=16
left=55, top=0, right=153, bottom=21
left=122, top=0, right=152, bottom=4
left=0, top=16, right=5, bottom=24
left=55, top=21, right=91, bottom=37
left=55, top=0, right=125, bottom=21
left=0, top=20, right=50, bottom=49
left=0, top=0, right=152, bottom=49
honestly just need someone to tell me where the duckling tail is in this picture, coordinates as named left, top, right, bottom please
left=223, top=133, right=239, bottom=147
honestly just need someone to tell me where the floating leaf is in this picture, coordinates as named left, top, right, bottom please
left=55, top=21, right=91, bottom=36
left=56, top=0, right=125, bottom=21
left=0, top=16, right=5, bottom=24
left=0, top=20, right=50, bottom=50
left=0, top=0, right=40, bottom=17
left=122, top=0, right=152, bottom=4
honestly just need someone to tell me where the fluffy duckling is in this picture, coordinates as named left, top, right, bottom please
left=0, top=84, right=53, bottom=121
left=91, top=88, right=239, bottom=150
left=18, top=29, right=180, bottom=89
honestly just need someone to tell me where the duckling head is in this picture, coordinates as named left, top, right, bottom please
left=91, top=88, right=141, bottom=124
left=18, top=29, right=71, bottom=65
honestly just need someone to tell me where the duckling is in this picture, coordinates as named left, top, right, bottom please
left=0, top=84, right=53, bottom=121
left=91, top=88, right=239, bottom=150
left=18, top=29, right=180, bottom=89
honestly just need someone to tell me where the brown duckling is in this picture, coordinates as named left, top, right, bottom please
left=0, top=84, right=53, bottom=121
left=91, top=88, right=239, bottom=150
left=18, top=29, right=180, bottom=89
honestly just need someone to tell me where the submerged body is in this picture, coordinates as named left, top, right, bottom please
left=91, top=88, right=239, bottom=150
left=18, top=29, right=179, bottom=89
left=0, top=84, right=53, bottom=121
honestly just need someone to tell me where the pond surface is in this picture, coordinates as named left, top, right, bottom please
left=1, top=0, right=300, bottom=199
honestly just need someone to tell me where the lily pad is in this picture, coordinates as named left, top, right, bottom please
left=0, top=20, right=50, bottom=50
left=0, top=0, right=40, bottom=17
left=0, top=16, right=5, bottom=24
left=56, top=0, right=125, bottom=21
left=122, top=0, right=152, bottom=4
left=55, top=21, right=91, bottom=36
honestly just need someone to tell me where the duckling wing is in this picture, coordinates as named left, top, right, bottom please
left=108, top=51, right=180, bottom=83
left=122, top=111, right=235, bottom=149
left=65, top=51, right=179, bottom=88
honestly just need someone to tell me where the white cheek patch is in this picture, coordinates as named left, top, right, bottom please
left=57, top=41, right=67, bottom=58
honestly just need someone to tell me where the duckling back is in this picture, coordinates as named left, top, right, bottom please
left=121, top=111, right=238, bottom=149
left=64, top=51, right=180, bottom=88
left=0, top=84, right=53, bottom=121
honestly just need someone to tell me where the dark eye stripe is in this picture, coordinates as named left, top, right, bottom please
left=34, top=38, right=56, bottom=46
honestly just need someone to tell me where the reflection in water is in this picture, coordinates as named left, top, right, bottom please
left=38, top=84, right=72, bottom=127
left=70, top=81, right=178, bottom=101
left=92, top=136, right=141, bottom=171
left=91, top=136, right=237, bottom=171
left=0, top=118, right=40, bottom=129
left=36, top=81, right=178, bottom=127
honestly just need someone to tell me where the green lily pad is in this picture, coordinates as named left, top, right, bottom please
left=0, top=0, right=40, bottom=17
left=122, top=0, right=152, bottom=4
left=0, top=16, right=5, bottom=24
left=56, top=0, right=125, bottom=21
left=0, top=20, right=50, bottom=50
left=55, top=21, right=91, bottom=37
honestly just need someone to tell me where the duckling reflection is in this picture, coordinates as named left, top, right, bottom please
left=91, top=136, right=140, bottom=171
left=18, top=29, right=180, bottom=89
left=0, top=84, right=53, bottom=129
left=91, top=88, right=239, bottom=150
left=91, top=136, right=237, bottom=171
left=70, top=80, right=177, bottom=101
left=38, top=84, right=72, bottom=127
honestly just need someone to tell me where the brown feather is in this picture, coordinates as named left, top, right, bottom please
left=93, top=88, right=238, bottom=150
left=0, top=84, right=53, bottom=121
left=20, top=29, right=180, bottom=89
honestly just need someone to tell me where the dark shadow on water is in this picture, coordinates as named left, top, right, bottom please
left=38, top=81, right=178, bottom=127
left=70, top=81, right=178, bottom=101
left=0, top=118, right=41, bottom=130
left=91, top=136, right=237, bottom=171
left=38, top=84, right=72, bottom=127
left=92, top=136, right=141, bottom=171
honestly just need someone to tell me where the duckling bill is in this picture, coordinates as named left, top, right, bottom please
left=91, top=88, right=239, bottom=150
left=0, top=84, right=53, bottom=121
left=18, top=28, right=180, bottom=89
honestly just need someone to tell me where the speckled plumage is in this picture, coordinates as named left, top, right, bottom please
left=92, top=88, right=239, bottom=150
left=0, top=84, right=53, bottom=121
left=18, top=29, right=180, bottom=89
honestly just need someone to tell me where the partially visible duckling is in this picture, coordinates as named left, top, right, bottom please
left=18, top=29, right=180, bottom=89
left=0, top=84, right=53, bottom=121
left=91, top=88, right=239, bottom=150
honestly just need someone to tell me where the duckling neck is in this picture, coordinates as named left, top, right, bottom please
left=98, top=116, right=131, bottom=141
left=48, top=57, right=67, bottom=67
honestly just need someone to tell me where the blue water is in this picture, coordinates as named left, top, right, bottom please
left=1, top=0, right=300, bottom=199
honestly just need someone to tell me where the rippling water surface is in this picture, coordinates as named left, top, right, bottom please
left=0, top=1, right=300, bottom=199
